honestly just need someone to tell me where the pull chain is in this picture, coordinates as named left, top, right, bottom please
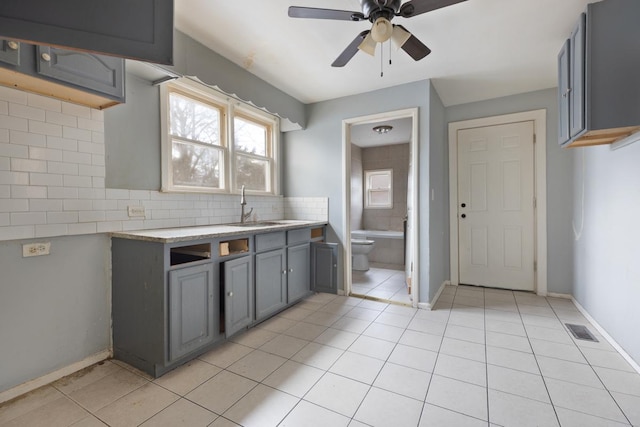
left=389, top=40, right=392, bottom=66
left=380, top=42, right=384, bottom=77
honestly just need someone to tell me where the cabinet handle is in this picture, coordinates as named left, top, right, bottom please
left=7, top=41, right=18, bottom=51
left=227, top=291, right=233, bottom=297
left=282, top=270, right=287, bottom=275
left=41, top=53, right=51, bottom=62
left=289, top=268, right=293, bottom=273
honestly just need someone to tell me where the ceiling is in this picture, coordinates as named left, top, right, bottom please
left=175, top=0, right=594, bottom=107
left=351, top=118, right=412, bottom=147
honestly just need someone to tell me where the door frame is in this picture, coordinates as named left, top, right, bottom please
left=342, top=108, right=420, bottom=306
left=448, top=109, right=548, bottom=295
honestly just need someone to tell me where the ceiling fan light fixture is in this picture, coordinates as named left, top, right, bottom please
left=391, top=25, right=411, bottom=49
left=358, top=33, right=377, bottom=56
left=370, top=17, right=393, bottom=43
left=373, top=125, right=393, bottom=134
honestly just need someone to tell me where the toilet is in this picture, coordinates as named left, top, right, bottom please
left=351, top=239, right=375, bottom=271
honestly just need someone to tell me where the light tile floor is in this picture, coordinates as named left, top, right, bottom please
left=2, top=286, right=640, bottom=426
left=352, top=264, right=411, bottom=305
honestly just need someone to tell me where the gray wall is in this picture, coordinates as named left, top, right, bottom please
left=429, top=85, right=449, bottom=299
left=446, top=88, right=574, bottom=294
left=572, top=143, right=640, bottom=364
left=284, top=80, right=433, bottom=302
left=0, top=235, right=111, bottom=392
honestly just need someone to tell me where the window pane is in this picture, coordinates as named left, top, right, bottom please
left=369, top=190, right=391, bottom=206
left=234, top=117, right=267, bottom=156
left=370, top=173, right=390, bottom=189
left=172, top=140, right=221, bottom=188
left=236, top=155, right=268, bottom=191
left=169, top=92, right=220, bottom=145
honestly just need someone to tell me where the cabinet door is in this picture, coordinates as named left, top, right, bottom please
left=168, top=263, right=217, bottom=361
left=557, top=39, right=571, bottom=145
left=569, top=13, right=586, bottom=138
left=36, top=46, right=124, bottom=100
left=288, top=243, right=311, bottom=303
left=311, top=242, right=338, bottom=294
left=255, top=249, right=287, bottom=320
left=0, top=39, right=20, bottom=66
left=224, top=256, right=254, bottom=337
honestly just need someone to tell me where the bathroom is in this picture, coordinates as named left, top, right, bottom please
left=350, top=118, right=413, bottom=305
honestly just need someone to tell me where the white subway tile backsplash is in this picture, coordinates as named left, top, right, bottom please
left=0, top=142, right=29, bottom=158
left=0, top=115, right=28, bottom=132
left=0, top=225, right=35, bottom=240
left=0, top=213, right=8, bottom=226
left=129, top=190, right=151, bottom=200
left=63, top=151, right=92, bottom=165
left=30, top=200, right=63, bottom=212
left=0, top=157, right=8, bottom=171
left=78, top=141, right=104, bottom=155
left=63, top=126, right=91, bottom=142
left=29, top=120, right=62, bottom=137
left=106, top=189, right=130, bottom=200
left=79, top=210, right=106, bottom=223
left=10, top=185, right=47, bottom=199
left=35, top=224, right=68, bottom=238
left=91, top=131, right=104, bottom=144
left=29, top=147, right=63, bottom=162
left=106, top=210, right=128, bottom=221
left=0, top=101, right=8, bottom=115
left=48, top=161, right=78, bottom=176
left=47, top=211, right=78, bottom=224
left=47, top=136, right=78, bottom=152
left=11, top=212, right=47, bottom=225
left=78, top=165, right=105, bottom=177
left=48, top=187, right=78, bottom=200
left=92, top=176, right=105, bottom=188
left=0, top=87, right=27, bottom=104
left=63, top=199, right=93, bottom=211
left=90, top=109, right=104, bottom=122
left=10, top=130, right=46, bottom=147
left=61, top=103, right=91, bottom=119
left=63, top=175, right=92, bottom=188
left=92, top=155, right=105, bottom=166
left=0, top=171, right=29, bottom=185
left=27, top=94, right=61, bottom=112
left=30, top=172, right=63, bottom=187
left=68, top=222, right=96, bottom=235
left=78, top=188, right=106, bottom=200
left=0, top=129, right=8, bottom=143
left=45, top=110, right=78, bottom=127
left=97, top=221, right=122, bottom=233
left=11, top=158, right=47, bottom=173
left=10, top=103, right=46, bottom=121
left=77, top=117, right=103, bottom=132
left=0, top=185, right=9, bottom=198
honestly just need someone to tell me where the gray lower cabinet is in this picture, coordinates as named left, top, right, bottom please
left=168, top=263, right=219, bottom=361
left=255, top=249, right=287, bottom=320
left=223, top=256, right=254, bottom=337
left=288, top=243, right=311, bottom=303
left=312, top=242, right=339, bottom=294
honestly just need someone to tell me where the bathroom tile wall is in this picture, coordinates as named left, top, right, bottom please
left=350, top=144, right=363, bottom=230
left=361, top=143, right=409, bottom=232
left=0, top=87, right=327, bottom=242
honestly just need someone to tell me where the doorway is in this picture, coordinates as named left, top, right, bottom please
left=449, top=110, right=548, bottom=295
left=343, top=109, right=419, bottom=306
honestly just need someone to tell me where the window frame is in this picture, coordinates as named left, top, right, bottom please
left=161, top=78, right=280, bottom=195
left=364, top=169, right=393, bottom=209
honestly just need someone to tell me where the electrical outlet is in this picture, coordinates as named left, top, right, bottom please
left=128, top=206, right=146, bottom=217
left=22, top=242, right=51, bottom=257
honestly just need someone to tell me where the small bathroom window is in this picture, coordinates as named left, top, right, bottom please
left=365, top=169, right=393, bottom=209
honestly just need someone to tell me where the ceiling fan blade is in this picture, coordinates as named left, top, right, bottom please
left=399, top=0, right=467, bottom=18
left=332, top=31, right=370, bottom=67
left=288, top=6, right=365, bottom=21
left=396, top=25, right=431, bottom=61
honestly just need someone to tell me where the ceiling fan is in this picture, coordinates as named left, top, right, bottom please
left=288, top=0, right=467, bottom=67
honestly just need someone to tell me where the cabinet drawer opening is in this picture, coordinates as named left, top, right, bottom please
left=219, top=238, right=249, bottom=257
left=311, top=227, right=324, bottom=241
left=170, top=243, right=211, bottom=266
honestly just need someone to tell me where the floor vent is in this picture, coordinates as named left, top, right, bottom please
left=566, top=323, right=599, bottom=342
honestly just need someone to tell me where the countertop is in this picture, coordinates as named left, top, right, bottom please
left=110, top=220, right=327, bottom=243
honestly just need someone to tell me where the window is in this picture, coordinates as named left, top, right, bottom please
left=161, top=79, right=279, bottom=194
left=365, top=169, right=393, bottom=209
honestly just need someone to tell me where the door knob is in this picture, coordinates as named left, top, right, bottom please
left=461, top=214, right=466, bottom=219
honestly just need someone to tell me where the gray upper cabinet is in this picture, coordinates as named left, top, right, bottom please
left=0, top=0, right=173, bottom=65
left=37, top=46, right=124, bottom=100
left=0, top=39, right=20, bottom=66
left=169, top=263, right=219, bottom=361
left=224, top=255, right=254, bottom=337
left=558, top=0, right=640, bottom=147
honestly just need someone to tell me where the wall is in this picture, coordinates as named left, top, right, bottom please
left=284, top=80, right=432, bottom=301
left=350, top=144, right=363, bottom=231
left=445, top=88, right=573, bottom=294
left=572, top=143, right=640, bottom=364
left=428, top=85, right=449, bottom=300
left=361, top=143, right=409, bottom=232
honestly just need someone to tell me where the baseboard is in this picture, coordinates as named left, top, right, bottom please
left=418, top=280, right=450, bottom=311
left=0, top=349, right=111, bottom=405
left=570, top=298, right=640, bottom=375
left=547, top=292, right=572, bottom=299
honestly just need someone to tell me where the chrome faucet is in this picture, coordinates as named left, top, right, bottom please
left=240, top=185, right=253, bottom=223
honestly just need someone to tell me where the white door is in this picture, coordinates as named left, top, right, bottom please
left=457, top=121, right=535, bottom=291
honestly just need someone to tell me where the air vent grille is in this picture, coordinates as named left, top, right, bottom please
left=566, top=323, right=598, bottom=342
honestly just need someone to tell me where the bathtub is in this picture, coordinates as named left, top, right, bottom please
left=351, top=229, right=405, bottom=266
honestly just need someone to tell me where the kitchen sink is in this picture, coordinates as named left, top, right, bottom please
left=231, top=221, right=282, bottom=227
